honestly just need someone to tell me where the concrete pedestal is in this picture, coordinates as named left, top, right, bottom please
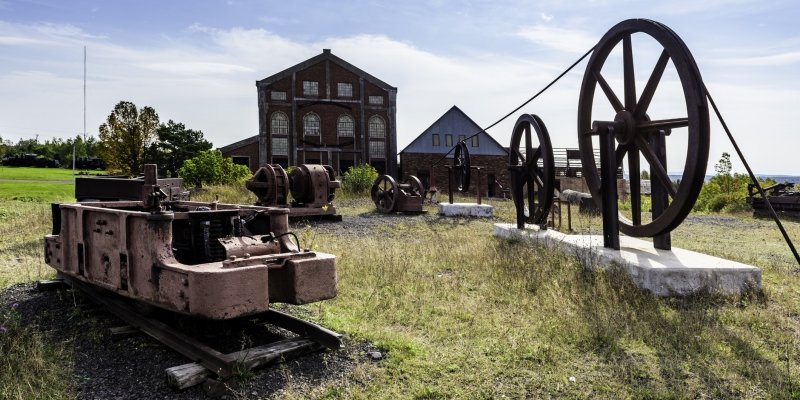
left=439, top=203, right=493, bottom=218
left=493, top=223, right=762, bottom=297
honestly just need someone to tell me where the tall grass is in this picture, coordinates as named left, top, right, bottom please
left=1, top=183, right=799, bottom=398
left=280, top=215, right=799, bottom=399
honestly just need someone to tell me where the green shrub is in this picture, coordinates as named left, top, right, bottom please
left=341, top=164, right=379, bottom=194
left=177, top=150, right=251, bottom=188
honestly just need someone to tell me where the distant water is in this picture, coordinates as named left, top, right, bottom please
left=665, top=174, right=800, bottom=184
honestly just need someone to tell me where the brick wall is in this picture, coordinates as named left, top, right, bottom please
left=400, top=152, right=510, bottom=197
left=221, top=141, right=260, bottom=173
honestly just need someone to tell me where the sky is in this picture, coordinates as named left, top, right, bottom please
left=0, top=0, right=798, bottom=175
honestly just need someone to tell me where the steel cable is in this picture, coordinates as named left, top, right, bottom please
left=429, top=46, right=596, bottom=169
left=704, top=87, right=800, bottom=265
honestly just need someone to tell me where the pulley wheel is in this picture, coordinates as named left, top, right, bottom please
left=453, top=141, right=471, bottom=192
left=371, top=175, right=397, bottom=213
left=577, top=18, right=709, bottom=237
left=509, top=114, right=555, bottom=225
left=405, top=175, right=424, bottom=197
left=245, top=164, right=289, bottom=206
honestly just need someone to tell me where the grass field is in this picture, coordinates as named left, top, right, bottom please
left=0, top=166, right=103, bottom=181
left=2, top=179, right=800, bottom=399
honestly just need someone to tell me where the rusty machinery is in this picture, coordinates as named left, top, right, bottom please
left=504, top=19, right=712, bottom=251
left=246, top=164, right=341, bottom=219
left=748, top=183, right=800, bottom=219
left=442, top=141, right=488, bottom=204
left=577, top=19, right=711, bottom=250
left=44, top=164, right=337, bottom=320
left=371, top=175, right=425, bottom=213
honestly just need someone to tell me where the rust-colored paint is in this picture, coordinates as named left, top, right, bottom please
left=44, top=198, right=337, bottom=320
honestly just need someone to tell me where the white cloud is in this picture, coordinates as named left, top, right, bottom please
left=0, top=17, right=797, bottom=175
left=711, top=51, right=800, bottom=66
left=141, top=62, right=255, bottom=76
left=540, top=12, right=554, bottom=22
left=516, top=25, right=597, bottom=54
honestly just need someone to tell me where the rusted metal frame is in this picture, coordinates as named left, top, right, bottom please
left=474, top=167, right=483, bottom=205
left=259, top=309, right=343, bottom=350
left=600, top=127, right=620, bottom=250
left=68, top=278, right=237, bottom=377
left=651, top=131, right=671, bottom=250
left=446, top=166, right=454, bottom=204
left=508, top=166, right=526, bottom=229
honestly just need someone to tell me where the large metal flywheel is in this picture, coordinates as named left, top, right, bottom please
left=578, top=19, right=710, bottom=237
left=509, top=114, right=555, bottom=226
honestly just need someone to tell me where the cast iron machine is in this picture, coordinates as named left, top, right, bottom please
left=371, top=175, right=426, bottom=213
left=246, top=163, right=341, bottom=219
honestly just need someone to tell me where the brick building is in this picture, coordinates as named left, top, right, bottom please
left=220, top=49, right=398, bottom=176
left=399, top=105, right=509, bottom=197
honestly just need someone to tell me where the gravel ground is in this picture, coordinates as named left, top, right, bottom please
left=1, top=283, right=376, bottom=399
left=292, top=212, right=435, bottom=237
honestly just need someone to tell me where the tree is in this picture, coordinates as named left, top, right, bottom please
left=98, top=101, right=159, bottom=176
left=178, top=150, right=250, bottom=188
left=145, top=120, right=212, bottom=177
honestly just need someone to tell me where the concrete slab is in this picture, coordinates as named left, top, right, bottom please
left=493, top=223, right=761, bottom=297
left=439, top=202, right=494, bottom=218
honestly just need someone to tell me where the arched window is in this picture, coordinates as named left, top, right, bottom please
left=303, top=113, right=320, bottom=136
left=337, top=115, right=354, bottom=137
left=270, top=112, right=288, bottom=135
left=368, top=115, right=385, bottom=138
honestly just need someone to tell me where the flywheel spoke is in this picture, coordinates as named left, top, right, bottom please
left=623, top=34, right=636, bottom=111
left=635, top=136, right=676, bottom=197
left=592, top=70, right=624, bottom=112
left=634, top=49, right=670, bottom=120
left=615, top=144, right=628, bottom=168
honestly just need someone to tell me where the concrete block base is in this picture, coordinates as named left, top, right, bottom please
left=493, top=223, right=762, bottom=297
left=439, top=203, right=494, bottom=218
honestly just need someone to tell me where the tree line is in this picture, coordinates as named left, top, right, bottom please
left=1, top=100, right=238, bottom=183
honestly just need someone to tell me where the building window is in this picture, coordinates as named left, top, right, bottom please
left=270, top=91, right=287, bottom=101
left=303, top=113, right=320, bottom=136
left=368, top=115, right=385, bottom=138
left=232, top=156, right=250, bottom=167
left=369, top=141, right=385, bottom=159
left=337, top=115, right=354, bottom=137
left=337, top=83, right=353, bottom=97
left=471, top=135, right=479, bottom=147
left=432, top=134, right=440, bottom=146
left=272, top=137, right=288, bottom=156
left=270, top=112, right=288, bottom=135
left=302, top=81, right=319, bottom=96
left=369, top=95, right=383, bottom=105
left=458, top=134, right=466, bottom=143
left=445, top=134, right=453, bottom=147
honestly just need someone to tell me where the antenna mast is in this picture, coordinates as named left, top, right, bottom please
left=83, top=46, right=87, bottom=142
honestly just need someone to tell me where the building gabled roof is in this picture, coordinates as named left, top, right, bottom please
left=218, top=135, right=258, bottom=153
left=400, top=105, right=508, bottom=157
left=257, top=49, right=396, bottom=92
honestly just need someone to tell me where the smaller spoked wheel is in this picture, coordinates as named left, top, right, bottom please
left=371, top=175, right=398, bottom=213
left=404, top=175, right=425, bottom=197
left=453, top=141, right=471, bottom=192
left=508, top=114, right=555, bottom=226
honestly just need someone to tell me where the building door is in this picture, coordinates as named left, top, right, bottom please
left=487, top=174, right=496, bottom=197
left=417, top=169, right=430, bottom=190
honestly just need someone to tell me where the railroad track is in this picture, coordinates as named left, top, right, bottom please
left=37, top=278, right=343, bottom=392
